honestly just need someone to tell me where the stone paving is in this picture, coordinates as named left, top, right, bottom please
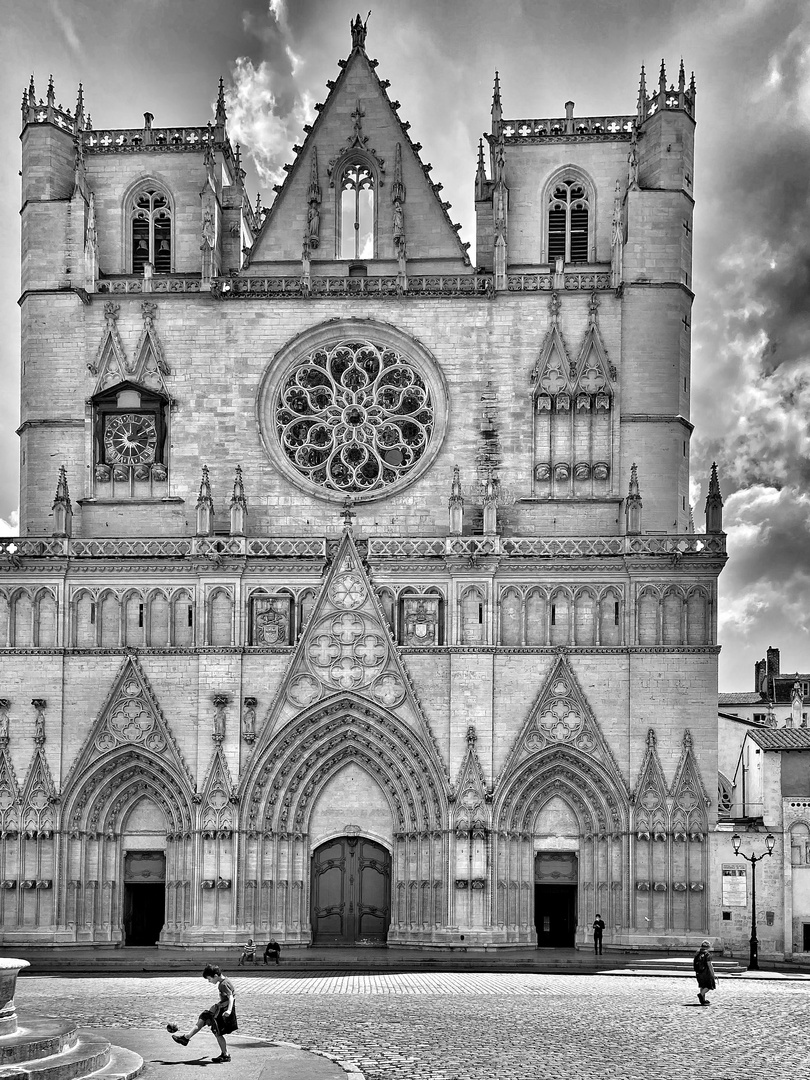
left=15, top=971, right=810, bottom=1079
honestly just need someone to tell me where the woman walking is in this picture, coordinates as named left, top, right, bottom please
left=693, top=939, right=716, bottom=1006
left=169, top=964, right=238, bottom=1062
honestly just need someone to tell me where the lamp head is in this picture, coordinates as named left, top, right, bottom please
left=765, top=833, right=775, bottom=855
left=732, top=833, right=741, bottom=855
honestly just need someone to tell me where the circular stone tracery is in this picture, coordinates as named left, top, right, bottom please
left=258, top=323, right=447, bottom=503
left=277, top=340, right=433, bottom=494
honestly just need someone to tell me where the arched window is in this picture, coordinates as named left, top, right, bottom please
left=339, top=162, right=375, bottom=260
left=131, top=187, right=172, bottom=273
left=548, top=178, right=589, bottom=263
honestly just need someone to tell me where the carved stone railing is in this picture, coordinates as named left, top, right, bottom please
left=0, top=533, right=725, bottom=562
left=507, top=272, right=612, bottom=292
left=212, top=275, right=494, bottom=299
left=502, top=115, right=635, bottom=139
left=369, top=534, right=726, bottom=559
left=84, top=126, right=213, bottom=151
left=96, top=275, right=202, bottom=295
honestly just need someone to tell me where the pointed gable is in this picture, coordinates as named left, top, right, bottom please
left=0, top=746, right=21, bottom=837
left=531, top=292, right=573, bottom=406
left=573, top=293, right=615, bottom=397
left=452, top=725, right=490, bottom=829
left=63, top=654, right=193, bottom=790
left=131, top=300, right=169, bottom=393
left=669, top=729, right=710, bottom=835
left=21, top=748, right=57, bottom=836
left=631, top=728, right=669, bottom=835
left=497, top=652, right=625, bottom=785
left=200, top=746, right=236, bottom=837
left=249, top=27, right=470, bottom=269
left=255, top=528, right=444, bottom=761
left=91, top=301, right=129, bottom=393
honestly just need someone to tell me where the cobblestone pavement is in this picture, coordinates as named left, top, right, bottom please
left=16, top=971, right=810, bottom=1079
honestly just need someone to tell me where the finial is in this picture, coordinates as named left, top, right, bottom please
left=588, top=291, right=599, bottom=324
left=647, top=728, right=656, bottom=749
left=341, top=496, right=356, bottom=531
left=637, top=63, right=647, bottom=120
left=350, top=11, right=370, bottom=50
left=229, top=464, right=247, bottom=537
left=215, top=76, right=227, bottom=127
left=705, top=461, right=723, bottom=534
left=491, top=70, right=502, bottom=135
left=52, top=465, right=73, bottom=538
left=234, top=142, right=242, bottom=173
left=626, top=462, right=642, bottom=534
left=466, top=724, right=477, bottom=746
left=689, top=71, right=696, bottom=97
left=75, top=83, right=85, bottom=132
left=196, top=465, right=214, bottom=536
left=28, top=75, right=36, bottom=107
left=658, top=59, right=666, bottom=89
left=255, top=192, right=263, bottom=215
left=678, top=58, right=686, bottom=91
left=47, top=74, right=55, bottom=107
left=21, top=89, right=28, bottom=124
left=683, top=728, right=693, bottom=749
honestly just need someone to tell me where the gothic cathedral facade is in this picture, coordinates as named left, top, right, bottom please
left=5, top=18, right=726, bottom=949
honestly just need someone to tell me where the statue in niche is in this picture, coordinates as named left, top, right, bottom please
left=393, top=201, right=405, bottom=248
left=307, top=202, right=320, bottom=246
left=201, top=207, right=215, bottom=250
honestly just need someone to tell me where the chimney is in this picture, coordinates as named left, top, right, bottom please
left=766, top=646, right=780, bottom=686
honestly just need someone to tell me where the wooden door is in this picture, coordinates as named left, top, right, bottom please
left=311, top=836, right=391, bottom=945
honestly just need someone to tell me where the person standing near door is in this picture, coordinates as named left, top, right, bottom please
left=592, top=913, right=605, bottom=955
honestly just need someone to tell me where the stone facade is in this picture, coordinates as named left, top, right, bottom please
left=3, top=28, right=726, bottom=949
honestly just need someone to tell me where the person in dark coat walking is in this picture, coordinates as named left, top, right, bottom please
left=592, top=914, right=605, bottom=955
left=693, top=939, right=716, bottom=1005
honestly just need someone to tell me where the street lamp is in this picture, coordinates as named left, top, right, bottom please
left=731, top=831, right=775, bottom=971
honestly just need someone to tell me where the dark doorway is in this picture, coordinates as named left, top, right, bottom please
left=123, top=850, right=166, bottom=946
left=311, top=836, right=391, bottom=946
left=535, top=884, right=577, bottom=946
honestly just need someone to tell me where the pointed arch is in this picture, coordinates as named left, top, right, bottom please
left=20, top=749, right=57, bottom=838
left=33, top=587, right=58, bottom=647
left=241, top=693, right=448, bottom=837
left=122, top=175, right=175, bottom=275
left=540, top=164, right=597, bottom=264
left=499, top=585, right=523, bottom=647
left=200, top=747, right=236, bottom=837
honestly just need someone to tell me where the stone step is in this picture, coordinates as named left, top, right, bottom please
left=0, top=1017, right=78, bottom=1066
left=80, top=1046, right=142, bottom=1080
left=0, top=1032, right=111, bottom=1080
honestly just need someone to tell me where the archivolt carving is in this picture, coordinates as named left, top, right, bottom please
left=241, top=693, right=448, bottom=836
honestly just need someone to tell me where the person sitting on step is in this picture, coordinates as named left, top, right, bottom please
left=238, top=937, right=256, bottom=965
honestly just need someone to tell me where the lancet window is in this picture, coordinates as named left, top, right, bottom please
left=339, top=162, right=375, bottom=260
left=130, top=186, right=172, bottom=273
left=548, top=178, right=589, bottom=263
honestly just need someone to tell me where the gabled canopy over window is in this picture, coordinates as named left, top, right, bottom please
left=131, top=188, right=172, bottom=273
left=339, top=163, right=375, bottom=260
left=92, top=380, right=168, bottom=470
left=548, top=179, right=589, bottom=263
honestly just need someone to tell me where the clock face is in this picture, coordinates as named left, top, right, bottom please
left=104, top=413, right=158, bottom=465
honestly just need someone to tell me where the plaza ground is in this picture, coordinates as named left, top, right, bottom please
left=14, top=968, right=810, bottom=1080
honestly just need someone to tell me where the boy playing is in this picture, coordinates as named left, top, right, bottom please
left=168, top=964, right=237, bottom=1063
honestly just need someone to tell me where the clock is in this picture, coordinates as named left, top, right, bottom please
left=104, top=412, right=158, bottom=465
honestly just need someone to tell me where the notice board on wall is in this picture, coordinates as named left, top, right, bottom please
left=722, top=864, right=747, bottom=906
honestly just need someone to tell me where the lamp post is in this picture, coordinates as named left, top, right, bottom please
left=732, top=831, right=775, bottom=971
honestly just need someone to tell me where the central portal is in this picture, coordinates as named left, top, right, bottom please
left=311, top=836, right=391, bottom=946
left=535, top=851, right=578, bottom=948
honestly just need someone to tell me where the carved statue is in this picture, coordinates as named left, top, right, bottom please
left=307, top=202, right=320, bottom=242
left=201, top=207, right=215, bottom=250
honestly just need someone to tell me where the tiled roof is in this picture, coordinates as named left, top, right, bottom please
left=718, top=693, right=765, bottom=706
left=748, top=728, right=810, bottom=751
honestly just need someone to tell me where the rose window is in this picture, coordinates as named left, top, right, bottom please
left=275, top=340, right=435, bottom=495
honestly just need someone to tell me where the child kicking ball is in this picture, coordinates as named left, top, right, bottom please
left=167, top=964, right=237, bottom=1063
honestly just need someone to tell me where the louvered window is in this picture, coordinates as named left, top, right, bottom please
left=548, top=180, right=589, bottom=263
left=131, top=188, right=172, bottom=273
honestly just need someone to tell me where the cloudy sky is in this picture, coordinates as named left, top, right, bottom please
left=1, top=0, right=809, bottom=691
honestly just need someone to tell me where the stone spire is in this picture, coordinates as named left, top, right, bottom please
left=215, top=76, right=227, bottom=131
left=491, top=71, right=502, bottom=137
left=636, top=63, right=647, bottom=123
left=229, top=465, right=247, bottom=537
left=657, top=58, right=667, bottom=111
left=475, top=138, right=487, bottom=201
left=196, top=465, right=214, bottom=536
left=449, top=465, right=463, bottom=536
left=52, top=466, right=72, bottom=538
left=625, top=462, right=642, bottom=535
left=705, top=462, right=723, bottom=533
left=74, top=83, right=85, bottom=134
